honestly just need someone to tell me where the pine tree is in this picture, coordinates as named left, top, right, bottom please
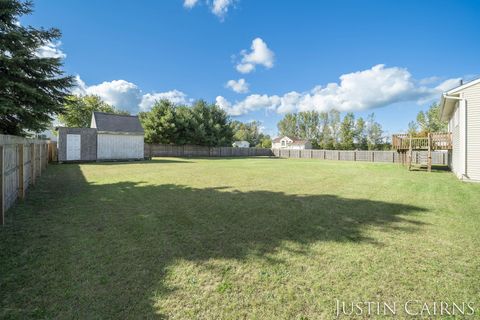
left=0, top=0, right=74, bottom=135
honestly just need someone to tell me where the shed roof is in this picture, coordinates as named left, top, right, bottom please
left=92, top=112, right=144, bottom=134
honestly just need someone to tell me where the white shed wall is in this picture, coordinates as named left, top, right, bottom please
left=97, top=134, right=144, bottom=160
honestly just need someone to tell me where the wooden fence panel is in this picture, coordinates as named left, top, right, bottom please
left=273, top=148, right=448, bottom=165
left=0, top=134, right=50, bottom=225
left=4, top=144, right=19, bottom=211
left=145, top=144, right=274, bottom=158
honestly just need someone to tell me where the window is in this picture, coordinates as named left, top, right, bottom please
left=281, top=140, right=286, bottom=147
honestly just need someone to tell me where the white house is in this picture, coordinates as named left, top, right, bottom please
left=272, top=136, right=312, bottom=150
left=440, top=78, right=480, bottom=181
left=232, top=140, right=250, bottom=148
left=91, top=112, right=145, bottom=160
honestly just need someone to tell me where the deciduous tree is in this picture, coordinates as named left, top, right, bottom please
left=59, top=95, right=127, bottom=128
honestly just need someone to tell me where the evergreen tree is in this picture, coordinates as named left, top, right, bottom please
left=0, top=0, right=74, bottom=135
left=139, top=100, right=177, bottom=144
left=139, top=99, right=233, bottom=146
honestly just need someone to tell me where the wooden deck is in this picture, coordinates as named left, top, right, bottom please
left=392, top=132, right=452, bottom=151
left=391, top=132, right=452, bottom=172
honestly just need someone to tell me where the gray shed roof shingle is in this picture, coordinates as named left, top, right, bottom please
left=92, top=112, right=144, bottom=134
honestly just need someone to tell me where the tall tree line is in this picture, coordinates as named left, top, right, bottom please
left=139, top=100, right=234, bottom=147
left=277, top=110, right=387, bottom=150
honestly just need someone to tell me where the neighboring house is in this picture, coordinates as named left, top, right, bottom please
left=57, top=112, right=144, bottom=162
left=91, top=112, right=144, bottom=160
left=232, top=140, right=250, bottom=148
left=272, top=136, right=312, bottom=150
left=440, top=78, right=480, bottom=181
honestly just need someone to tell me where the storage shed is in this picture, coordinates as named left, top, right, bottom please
left=57, top=112, right=144, bottom=162
left=57, top=127, right=97, bottom=162
left=91, top=112, right=144, bottom=160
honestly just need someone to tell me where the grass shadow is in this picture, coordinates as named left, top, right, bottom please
left=0, top=163, right=428, bottom=319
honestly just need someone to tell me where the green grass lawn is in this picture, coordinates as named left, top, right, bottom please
left=1, top=157, right=479, bottom=319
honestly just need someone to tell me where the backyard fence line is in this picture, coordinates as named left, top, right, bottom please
left=272, top=148, right=449, bottom=165
left=145, top=143, right=274, bottom=158
left=144, top=144, right=449, bottom=165
left=0, top=134, right=52, bottom=225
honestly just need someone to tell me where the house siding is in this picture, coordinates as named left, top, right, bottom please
left=463, top=83, right=480, bottom=180
left=97, top=134, right=144, bottom=160
left=451, top=109, right=461, bottom=177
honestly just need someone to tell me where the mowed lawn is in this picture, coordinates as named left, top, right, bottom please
left=1, top=157, right=479, bottom=319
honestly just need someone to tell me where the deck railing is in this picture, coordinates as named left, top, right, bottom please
left=392, top=132, right=452, bottom=151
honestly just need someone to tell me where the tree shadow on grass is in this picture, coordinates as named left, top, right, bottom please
left=0, top=164, right=428, bottom=319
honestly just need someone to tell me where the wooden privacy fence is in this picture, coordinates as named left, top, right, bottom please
left=272, top=148, right=449, bottom=165
left=0, top=134, right=51, bottom=225
left=145, top=144, right=274, bottom=158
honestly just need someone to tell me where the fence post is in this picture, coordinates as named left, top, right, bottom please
left=18, top=144, right=25, bottom=200
left=372, top=151, right=375, bottom=162
left=353, top=151, right=356, bottom=161
left=31, top=143, right=36, bottom=185
left=337, top=151, right=340, bottom=160
left=1, top=145, right=4, bottom=225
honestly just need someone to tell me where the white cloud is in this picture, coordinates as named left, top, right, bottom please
left=35, top=41, right=66, bottom=59
left=211, top=0, right=234, bottom=19
left=216, top=94, right=279, bottom=116
left=73, top=76, right=188, bottom=114
left=183, top=0, right=199, bottom=8
left=182, top=0, right=236, bottom=19
left=217, top=64, right=459, bottom=116
left=139, top=90, right=189, bottom=111
left=226, top=78, right=249, bottom=93
left=236, top=38, right=274, bottom=74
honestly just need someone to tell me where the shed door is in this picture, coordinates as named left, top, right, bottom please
left=66, top=134, right=81, bottom=161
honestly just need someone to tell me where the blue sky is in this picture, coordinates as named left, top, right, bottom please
left=23, top=0, right=480, bottom=137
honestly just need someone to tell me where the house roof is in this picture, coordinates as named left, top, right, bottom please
left=272, top=136, right=309, bottom=144
left=92, top=112, right=144, bottom=134
left=439, top=78, right=480, bottom=121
